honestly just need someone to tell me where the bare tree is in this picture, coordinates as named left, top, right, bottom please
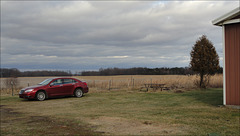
left=4, top=77, right=19, bottom=95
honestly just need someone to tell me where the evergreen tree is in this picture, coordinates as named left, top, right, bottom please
left=190, top=35, right=220, bottom=88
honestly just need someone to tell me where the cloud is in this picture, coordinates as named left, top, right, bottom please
left=1, top=1, right=238, bottom=71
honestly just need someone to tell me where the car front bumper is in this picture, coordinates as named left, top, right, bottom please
left=83, top=87, right=89, bottom=93
left=19, top=93, right=35, bottom=99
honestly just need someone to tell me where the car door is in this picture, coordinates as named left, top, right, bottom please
left=47, top=79, right=65, bottom=97
left=62, top=79, right=76, bottom=95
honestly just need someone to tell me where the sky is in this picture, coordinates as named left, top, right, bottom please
left=1, top=1, right=239, bottom=73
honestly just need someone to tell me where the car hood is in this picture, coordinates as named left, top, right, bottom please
left=22, top=85, right=44, bottom=90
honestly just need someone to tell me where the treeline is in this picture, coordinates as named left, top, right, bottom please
left=81, top=67, right=223, bottom=76
left=0, top=68, right=72, bottom=77
left=1, top=67, right=223, bottom=77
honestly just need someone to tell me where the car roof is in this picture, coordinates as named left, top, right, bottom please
left=48, top=77, right=79, bottom=80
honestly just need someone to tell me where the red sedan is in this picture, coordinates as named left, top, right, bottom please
left=19, top=77, right=88, bottom=101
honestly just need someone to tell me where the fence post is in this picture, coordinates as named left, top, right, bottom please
left=112, top=78, right=113, bottom=88
left=109, top=80, right=111, bottom=90
left=132, top=78, right=134, bottom=88
left=128, top=79, right=130, bottom=90
left=11, top=81, right=14, bottom=96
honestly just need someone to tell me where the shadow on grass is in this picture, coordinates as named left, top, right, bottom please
left=182, top=88, right=223, bottom=106
left=19, top=95, right=87, bottom=102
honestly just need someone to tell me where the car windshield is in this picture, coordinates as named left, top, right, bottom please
left=38, top=79, right=53, bottom=85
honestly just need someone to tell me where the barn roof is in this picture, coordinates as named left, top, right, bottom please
left=212, top=7, right=240, bottom=26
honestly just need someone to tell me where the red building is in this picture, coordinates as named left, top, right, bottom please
left=213, top=7, right=240, bottom=106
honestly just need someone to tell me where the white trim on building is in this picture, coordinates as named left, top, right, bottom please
left=213, top=7, right=240, bottom=105
left=222, top=25, right=226, bottom=105
left=213, top=7, right=240, bottom=26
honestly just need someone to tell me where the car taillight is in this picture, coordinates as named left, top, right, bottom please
left=83, top=82, right=87, bottom=86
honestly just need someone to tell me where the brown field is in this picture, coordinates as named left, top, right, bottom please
left=1, top=74, right=223, bottom=95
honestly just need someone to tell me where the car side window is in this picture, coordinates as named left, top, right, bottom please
left=63, top=79, right=73, bottom=84
left=72, top=79, right=77, bottom=83
left=52, top=79, right=63, bottom=85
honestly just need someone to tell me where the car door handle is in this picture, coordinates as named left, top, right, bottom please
left=60, top=85, right=63, bottom=86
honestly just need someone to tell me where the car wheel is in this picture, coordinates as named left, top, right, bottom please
left=36, top=91, right=46, bottom=101
left=74, top=88, right=83, bottom=98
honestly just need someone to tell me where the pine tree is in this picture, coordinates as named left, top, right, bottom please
left=190, top=35, right=220, bottom=88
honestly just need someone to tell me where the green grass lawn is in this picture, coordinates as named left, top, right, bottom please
left=1, top=88, right=239, bottom=135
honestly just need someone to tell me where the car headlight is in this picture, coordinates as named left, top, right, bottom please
left=25, top=89, right=34, bottom=93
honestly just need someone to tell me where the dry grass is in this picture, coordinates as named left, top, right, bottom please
left=76, top=74, right=222, bottom=92
left=0, top=74, right=223, bottom=94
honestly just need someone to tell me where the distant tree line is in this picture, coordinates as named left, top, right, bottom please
left=1, top=68, right=21, bottom=77
left=81, top=67, right=223, bottom=76
left=1, top=67, right=223, bottom=77
left=0, top=68, right=72, bottom=77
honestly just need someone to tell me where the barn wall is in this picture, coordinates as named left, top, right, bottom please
left=225, top=23, right=240, bottom=105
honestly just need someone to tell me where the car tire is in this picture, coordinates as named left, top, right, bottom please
left=36, top=91, right=46, bottom=101
left=74, top=88, right=83, bottom=98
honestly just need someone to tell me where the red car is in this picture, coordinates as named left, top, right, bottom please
left=19, top=77, right=88, bottom=101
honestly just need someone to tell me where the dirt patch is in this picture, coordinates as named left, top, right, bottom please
left=0, top=105, right=102, bottom=136
left=0, top=105, right=20, bottom=115
left=174, top=90, right=184, bottom=93
left=86, top=116, right=188, bottom=135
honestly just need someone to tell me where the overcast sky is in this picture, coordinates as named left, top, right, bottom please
left=1, top=1, right=239, bottom=72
